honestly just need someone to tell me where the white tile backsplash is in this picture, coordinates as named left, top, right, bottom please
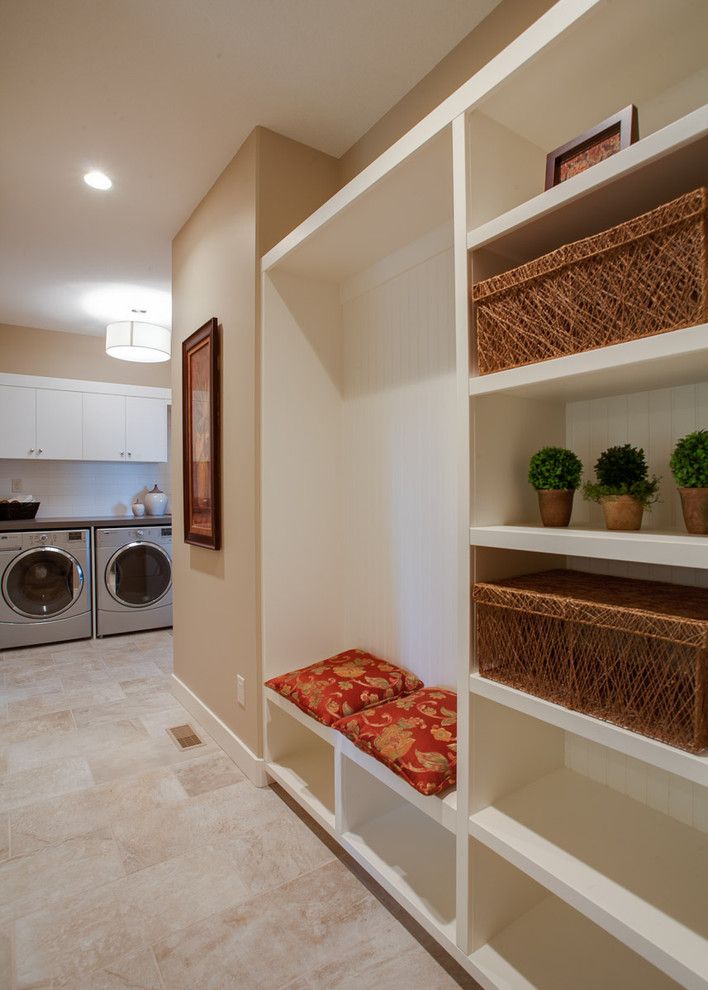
left=0, top=458, right=171, bottom=518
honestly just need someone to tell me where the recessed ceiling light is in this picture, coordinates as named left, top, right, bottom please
left=84, top=170, right=112, bottom=190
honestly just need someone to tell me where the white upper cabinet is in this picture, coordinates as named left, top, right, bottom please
left=82, top=393, right=126, bottom=462
left=125, top=397, right=168, bottom=463
left=0, top=385, right=37, bottom=458
left=82, top=393, right=169, bottom=463
left=36, top=389, right=83, bottom=460
left=0, top=374, right=171, bottom=463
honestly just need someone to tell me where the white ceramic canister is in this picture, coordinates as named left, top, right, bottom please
left=132, top=502, right=146, bottom=517
left=144, top=484, right=168, bottom=516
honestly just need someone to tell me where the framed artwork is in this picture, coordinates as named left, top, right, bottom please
left=182, top=317, right=221, bottom=550
left=545, top=105, right=638, bottom=190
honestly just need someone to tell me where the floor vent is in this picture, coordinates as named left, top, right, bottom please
left=167, top=724, right=203, bottom=749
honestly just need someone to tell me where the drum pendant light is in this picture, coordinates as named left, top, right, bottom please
left=105, top=321, right=171, bottom=363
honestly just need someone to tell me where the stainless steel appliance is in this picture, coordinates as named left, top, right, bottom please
left=0, top=529, right=92, bottom=649
left=96, top=525, right=172, bottom=636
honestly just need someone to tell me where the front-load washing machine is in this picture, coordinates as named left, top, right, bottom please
left=0, top=529, right=92, bottom=649
left=96, top=525, right=172, bottom=636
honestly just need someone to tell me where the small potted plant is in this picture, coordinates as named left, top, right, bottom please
left=670, top=429, right=708, bottom=534
left=583, top=444, right=659, bottom=531
left=528, top=446, right=583, bottom=527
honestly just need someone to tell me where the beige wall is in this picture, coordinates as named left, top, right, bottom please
left=0, top=323, right=171, bottom=387
left=338, top=0, right=554, bottom=184
left=170, top=3, right=555, bottom=763
left=171, top=128, right=338, bottom=759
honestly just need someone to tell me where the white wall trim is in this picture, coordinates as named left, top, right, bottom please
left=171, top=673, right=268, bottom=787
left=0, top=372, right=171, bottom=401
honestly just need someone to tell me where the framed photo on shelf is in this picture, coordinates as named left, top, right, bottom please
left=182, top=317, right=221, bottom=550
left=545, top=105, right=638, bottom=190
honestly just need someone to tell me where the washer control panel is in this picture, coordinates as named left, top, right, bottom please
left=27, top=531, right=87, bottom=548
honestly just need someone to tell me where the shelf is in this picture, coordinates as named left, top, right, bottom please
left=469, top=524, right=708, bottom=570
left=264, top=686, right=337, bottom=746
left=470, top=674, right=708, bottom=787
left=468, top=325, right=708, bottom=402
left=338, top=735, right=457, bottom=834
left=262, top=129, right=452, bottom=283
left=341, top=801, right=457, bottom=945
left=467, top=106, right=708, bottom=259
left=259, top=0, right=604, bottom=283
left=469, top=767, right=708, bottom=988
left=470, top=895, right=680, bottom=990
left=266, top=747, right=336, bottom=836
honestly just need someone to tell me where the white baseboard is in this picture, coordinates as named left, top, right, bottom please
left=171, top=673, right=268, bottom=787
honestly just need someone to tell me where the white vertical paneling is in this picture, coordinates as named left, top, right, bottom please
left=261, top=271, right=346, bottom=678
left=453, top=113, right=472, bottom=957
left=565, top=737, right=707, bottom=833
left=341, top=244, right=458, bottom=688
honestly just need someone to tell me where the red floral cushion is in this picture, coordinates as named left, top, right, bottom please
left=333, top=687, right=457, bottom=795
left=265, top=649, right=424, bottom=727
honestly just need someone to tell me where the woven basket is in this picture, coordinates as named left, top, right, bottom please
left=472, top=187, right=708, bottom=375
left=0, top=502, right=40, bottom=521
left=473, top=569, right=708, bottom=753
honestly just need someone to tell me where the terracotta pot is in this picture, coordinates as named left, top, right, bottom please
left=600, top=495, right=643, bottom=531
left=537, top=489, right=574, bottom=527
left=678, top=487, right=708, bottom=535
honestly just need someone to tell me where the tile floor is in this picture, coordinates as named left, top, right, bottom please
left=0, top=630, right=478, bottom=989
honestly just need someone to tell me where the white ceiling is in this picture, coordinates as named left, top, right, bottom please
left=0, top=0, right=499, bottom=337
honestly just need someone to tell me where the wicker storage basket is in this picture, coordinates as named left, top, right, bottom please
left=472, top=187, right=708, bottom=375
left=474, top=569, right=708, bottom=753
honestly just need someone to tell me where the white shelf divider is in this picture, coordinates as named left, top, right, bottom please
left=266, top=750, right=336, bottom=836
left=469, top=523, right=708, bottom=570
left=470, top=674, right=708, bottom=788
left=338, top=734, right=457, bottom=834
left=469, top=767, right=708, bottom=990
left=264, top=686, right=337, bottom=746
left=340, top=804, right=458, bottom=946
left=467, top=105, right=708, bottom=255
left=468, top=324, right=708, bottom=402
left=469, top=895, right=680, bottom=990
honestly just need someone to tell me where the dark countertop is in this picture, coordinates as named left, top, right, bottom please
left=0, top=514, right=172, bottom=533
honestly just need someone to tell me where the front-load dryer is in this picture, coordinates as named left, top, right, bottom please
left=96, top=525, right=172, bottom=637
left=0, top=529, right=92, bottom=649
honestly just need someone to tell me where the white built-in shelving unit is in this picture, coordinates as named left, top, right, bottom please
left=260, top=1, right=708, bottom=986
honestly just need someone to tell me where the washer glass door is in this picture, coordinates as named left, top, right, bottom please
left=107, top=542, right=171, bottom=608
left=3, top=548, right=83, bottom=618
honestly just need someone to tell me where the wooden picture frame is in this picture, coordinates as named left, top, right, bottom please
left=545, top=105, right=638, bottom=190
left=182, top=317, right=221, bottom=550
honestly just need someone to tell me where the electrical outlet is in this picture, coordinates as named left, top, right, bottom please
left=236, top=675, right=245, bottom=707
left=11, top=479, right=22, bottom=493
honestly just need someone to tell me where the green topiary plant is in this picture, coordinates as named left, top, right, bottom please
left=583, top=444, right=660, bottom=508
left=528, top=447, right=583, bottom=491
left=670, top=430, right=708, bottom=488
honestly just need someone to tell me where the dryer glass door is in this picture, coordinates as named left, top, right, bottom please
left=107, top=542, right=171, bottom=608
left=3, top=548, right=83, bottom=618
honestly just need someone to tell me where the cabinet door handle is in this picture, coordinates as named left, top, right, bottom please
left=37, top=448, right=43, bottom=454
left=128, top=451, right=132, bottom=457
left=120, top=451, right=124, bottom=456
left=28, top=448, right=34, bottom=454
